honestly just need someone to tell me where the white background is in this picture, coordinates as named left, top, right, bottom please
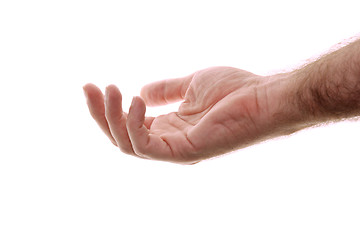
left=1, top=0, right=360, bottom=239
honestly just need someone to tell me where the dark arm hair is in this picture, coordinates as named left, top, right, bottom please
left=294, top=38, right=360, bottom=122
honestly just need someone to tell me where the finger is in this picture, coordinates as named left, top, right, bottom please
left=104, top=85, right=137, bottom=155
left=83, top=83, right=117, bottom=146
left=140, top=73, right=194, bottom=106
left=125, top=112, right=155, bottom=130
left=126, top=96, right=173, bottom=160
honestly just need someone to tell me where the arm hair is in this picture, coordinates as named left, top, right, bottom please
left=293, top=36, right=360, bottom=122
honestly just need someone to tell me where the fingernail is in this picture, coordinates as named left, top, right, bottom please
left=130, top=96, right=136, bottom=109
left=105, top=87, right=109, bottom=104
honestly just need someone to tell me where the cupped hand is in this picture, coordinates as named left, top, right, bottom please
left=83, top=66, right=287, bottom=164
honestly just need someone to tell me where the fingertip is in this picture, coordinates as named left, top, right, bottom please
left=83, top=85, right=89, bottom=99
left=105, top=84, right=119, bottom=95
left=83, top=83, right=100, bottom=93
left=83, top=83, right=94, bottom=89
left=130, top=96, right=137, bottom=109
left=105, top=84, right=122, bottom=103
left=106, top=84, right=119, bottom=91
left=140, top=85, right=146, bottom=98
left=137, top=96, right=146, bottom=110
left=83, top=83, right=104, bottom=102
left=128, top=96, right=146, bottom=126
left=130, top=96, right=146, bottom=111
left=140, top=86, right=153, bottom=107
left=83, top=83, right=91, bottom=97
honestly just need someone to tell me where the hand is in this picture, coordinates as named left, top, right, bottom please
left=83, top=66, right=293, bottom=164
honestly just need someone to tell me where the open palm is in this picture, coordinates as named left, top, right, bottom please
left=84, top=66, right=275, bottom=164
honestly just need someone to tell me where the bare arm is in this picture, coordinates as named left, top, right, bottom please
left=288, top=38, right=360, bottom=123
left=83, top=36, right=360, bottom=164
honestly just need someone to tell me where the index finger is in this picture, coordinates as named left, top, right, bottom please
left=140, top=73, right=194, bottom=106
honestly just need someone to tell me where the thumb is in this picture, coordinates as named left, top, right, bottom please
left=140, top=73, right=194, bottom=106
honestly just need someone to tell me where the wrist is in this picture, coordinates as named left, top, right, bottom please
left=264, top=72, right=314, bottom=136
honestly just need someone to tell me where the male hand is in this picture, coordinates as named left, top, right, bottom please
left=83, top=66, right=294, bottom=164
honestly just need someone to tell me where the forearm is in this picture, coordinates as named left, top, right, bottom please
left=290, top=38, right=360, bottom=123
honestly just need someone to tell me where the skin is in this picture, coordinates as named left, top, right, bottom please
left=84, top=37, right=360, bottom=165
left=84, top=66, right=298, bottom=164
